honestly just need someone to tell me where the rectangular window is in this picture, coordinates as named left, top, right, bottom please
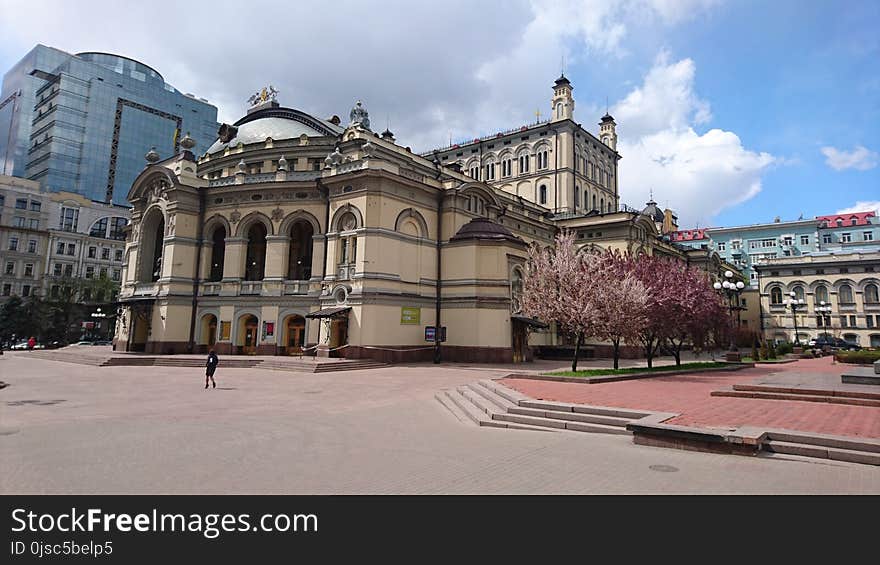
left=64, top=264, right=73, bottom=277
left=88, top=246, right=96, bottom=258
left=731, top=241, right=741, bottom=250
left=112, top=268, right=120, bottom=281
left=841, top=233, right=852, bottom=243
left=56, top=241, right=65, bottom=254
left=24, top=264, right=33, bottom=277
left=66, top=243, right=75, bottom=256
left=28, top=219, right=39, bottom=229
left=101, top=248, right=110, bottom=260
left=868, top=316, right=875, bottom=329
left=53, top=264, right=62, bottom=277
left=8, top=237, right=17, bottom=251
left=85, top=266, right=94, bottom=279
left=22, top=285, right=30, bottom=297
left=865, top=231, right=874, bottom=241
left=840, top=316, right=847, bottom=328
left=782, top=236, right=793, bottom=245
left=30, top=201, right=41, bottom=212
left=114, top=249, right=123, bottom=262
left=99, top=267, right=107, bottom=279
left=800, top=235, right=810, bottom=245
left=50, top=285, right=59, bottom=298
left=2, top=284, right=11, bottom=296
left=716, top=242, right=725, bottom=251
left=822, top=233, right=832, bottom=244
left=4, top=262, right=14, bottom=275
left=28, top=240, right=36, bottom=253
left=60, top=207, right=78, bottom=231
left=15, top=198, right=27, bottom=209
left=850, top=315, right=857, bottom=327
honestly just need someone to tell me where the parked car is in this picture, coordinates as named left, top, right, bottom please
left=10, top=341, right=30, bottom=350
left=812, top=336, right=861, bottom=351
left=92, top=340, right=112, bottom=346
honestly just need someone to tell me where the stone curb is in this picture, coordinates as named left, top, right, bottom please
left=499, top=363, right=754, bottom=385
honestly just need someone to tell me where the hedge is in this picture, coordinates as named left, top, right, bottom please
left=834, top=350, right=880, bottom=364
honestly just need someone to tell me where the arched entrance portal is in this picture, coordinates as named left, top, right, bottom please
left=237, top=314, right=259, bottom=355
left=284, top=315, right=306, bottom=355
left=200, top=314, right=218, bottom=348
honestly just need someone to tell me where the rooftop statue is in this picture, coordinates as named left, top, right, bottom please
left=349, top=100, right=370, bottom=130
left=248, top=85, right=279, bottom=107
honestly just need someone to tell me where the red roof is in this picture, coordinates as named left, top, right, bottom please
left=669, top=229, right=707, bottom=241
left=817, top=211, right=876, bottom=227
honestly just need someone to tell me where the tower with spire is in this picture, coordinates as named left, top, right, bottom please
left=551, top=73, right=574, bottom=122
left=599, top=112, right=617, bottom=151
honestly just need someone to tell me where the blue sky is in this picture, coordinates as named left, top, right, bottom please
left=0, top=0, right=877, bottom=227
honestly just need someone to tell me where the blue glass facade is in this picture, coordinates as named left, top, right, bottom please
left=0, top=45, right=218, bottom=205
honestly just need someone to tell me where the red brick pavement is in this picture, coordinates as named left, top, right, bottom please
left=502, top=357, right=880, bottom=439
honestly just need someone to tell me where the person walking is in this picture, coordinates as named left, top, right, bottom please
left=27, top=336, right=36, bottom=351
left=205, top=349, right=219, bottom=389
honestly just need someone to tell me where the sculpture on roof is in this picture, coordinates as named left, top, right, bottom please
left=349, top=100, right=371, bottom=130
left=248, top=85, right=278, bottom=106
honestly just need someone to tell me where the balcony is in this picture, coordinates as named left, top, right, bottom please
left=201, top=282, right=221, bottom=296
left=133, top=283, right=158, bottom=296
left=283, top=280, right=310, bottom=295
left=240, top=282, right=262, bottom=295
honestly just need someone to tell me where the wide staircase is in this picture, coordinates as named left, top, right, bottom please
left=101, top=357, right=263, bottom=369
left=436, top=379, right=651, bottom=434
left=258, top=358, right=387, bottom=373
left=24, top=350, right=111, bottom=366
left=712, top=383, right=880, bottom=407
left=762, top=430, right=880, bottom=466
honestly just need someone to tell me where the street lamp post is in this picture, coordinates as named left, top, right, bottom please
left=713, top=270, right=745, bottom=361
left=91, top=307, right=107, bottom=340
left=784, top=291, right=805, bottom=346
left=815, top=301, right=832, bottom=340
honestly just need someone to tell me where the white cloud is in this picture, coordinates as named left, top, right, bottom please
left=613, top=55, right=774, bottom=226
left=836, top=201, right=880, bottom=215
left=820, top=145, right=879, bottom=171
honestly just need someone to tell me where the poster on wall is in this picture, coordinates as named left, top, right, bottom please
left=220, top=321, right=231, bottom=341
left=400, top=307, right=420, bottom=325
left=264, top=321, right=275, bottom=338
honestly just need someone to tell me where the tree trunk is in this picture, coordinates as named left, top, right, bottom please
left=644, top=333, right=656, bottom=369
left=571, top=332, right=583, bottom=372
left=672, top=339, right=682, bottom=366
left=612, top=338, right=620, bottom=370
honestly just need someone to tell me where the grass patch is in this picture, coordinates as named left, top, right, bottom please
left=546, top=361, right=730, bottom=377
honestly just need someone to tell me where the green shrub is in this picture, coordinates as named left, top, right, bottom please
left=835, top=350, right=880, bottom=364
left=768, top=343, right=777, bottom=359
left=776, top=342, right=793, bottom=355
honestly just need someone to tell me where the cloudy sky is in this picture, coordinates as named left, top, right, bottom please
left=0, top=0, right=877, bottom=227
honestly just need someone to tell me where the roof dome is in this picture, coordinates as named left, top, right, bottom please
left=450, top=217, right=524, bottom=244
left=206, top=106, right=343, bottom=155
left=641, top=199, right=665, bottom=222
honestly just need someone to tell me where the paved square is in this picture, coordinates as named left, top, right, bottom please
left=1, top=354, right=879, bottom=494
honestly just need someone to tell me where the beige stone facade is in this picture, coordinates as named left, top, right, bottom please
left=115, top=83, right=734, bottom=362
left=755, top=250, right=880, bottom=347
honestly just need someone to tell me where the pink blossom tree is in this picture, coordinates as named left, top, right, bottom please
left=590, top=250, right=649, bottom=370
left=521, top=231, right=597, bottom=371
left=663, top=265, right=727, bottom=366
left=630, top=254, right=680, bottom=369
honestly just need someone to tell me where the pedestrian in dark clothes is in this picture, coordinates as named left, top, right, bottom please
left=205, top=350, right=219, bottom=389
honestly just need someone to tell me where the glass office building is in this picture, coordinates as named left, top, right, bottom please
left=0, top=45, right=218, bottom=205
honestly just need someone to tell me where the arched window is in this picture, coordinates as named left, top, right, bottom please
left=838, top=284, right=854, bottom=304
left=510, top=267, right=524, bottom=313
left=337, top=212, right=358, bottom=271
left=574, top=186, right=580, bottom=208
left=592, top=194, right=597, bottom=211
left=138, top=210, right=164, bottom=283
left=815, top=285, right=828, bottom=304
left=556, top=102, right=563, bottom=119
left=771, top=287, right=783, bottom=304
left=519, top=154, right=530, bottom=174
left=866, top=283, right=879, bottom=304
left=600, top=198, right=605, bottom=213
left=209, top=225, right=226, bottom=282
left=244, top=222, right=267, bottom=281
left=90, top=218, right=108, bottom=238
left=288, top=220, right=314, bottom=280
left=538, top=185, right=547, bottom=205
left=792, top=285, right=805, bottom=301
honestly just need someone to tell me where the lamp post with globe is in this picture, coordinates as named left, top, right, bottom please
left=815, top=301, right=832, bottom=341
left=784, top=291, right=806, bottom=346
left=713, top=270, right=745, bottom=360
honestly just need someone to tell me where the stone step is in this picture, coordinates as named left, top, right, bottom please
left=517, top=399, right=652, bottom=420
left=443, top=389, right=489, bottom=425
left=764, top=430, right=880, bottom=454
left=492, top=412, right=630, bottom=435
left=467, top=382, right=517, bottom=412
left=476, top=379, right=531, bottom=405
left=434, top=392, right=471, bottom=425
left=733, top=383, right=880, bottom=401
left=712, top=389, right=880, bottom=408
left=763, top=440, right=880, bottom=466
left=457, top=386, right=504, bottom=417
left=506, top=405, right=632, bottom=428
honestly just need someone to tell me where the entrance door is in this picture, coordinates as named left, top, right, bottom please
left=241, top=315, right=259, bottom=355
left=329, top=319, right=348, bottom=358
left=286, top=315, right=305, bottom=355
left=512, top=319, right=528, bottom=363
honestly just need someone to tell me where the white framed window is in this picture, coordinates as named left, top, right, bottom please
left=840, top=232, right=851, bottom=243
left=717, top=242, right=726, bottom=252
left=864, top=231, right=874, bottom=241
left=822, top=233, right=832, bottom=244
left=800, top=235, right=810, bottom=245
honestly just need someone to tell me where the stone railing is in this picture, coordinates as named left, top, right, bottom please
left=246, top=172, right=277, bottom=184
left=133, top=283, right=158, bottom=296
left=208, top=176, right=236, bottom=187
left=240, top=282, right=262, bottom=295
left=283, top=281, right=310, bottom=295
left=201, top=282, right=221, bottom=296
